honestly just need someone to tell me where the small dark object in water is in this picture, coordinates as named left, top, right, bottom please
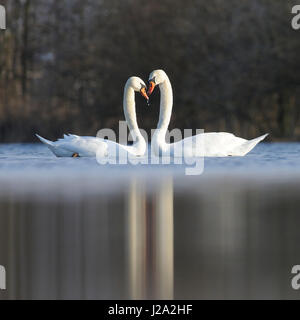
left=72, top=153, right=80, bottom=158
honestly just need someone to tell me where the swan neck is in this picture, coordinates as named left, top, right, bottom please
left=152, top=75, right=173, bottom=155
left=157, top=75, right=173, bottom=132
left=123, top=84, right=143, bottom=143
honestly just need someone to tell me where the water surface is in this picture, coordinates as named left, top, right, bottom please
left=0, top=143, right=300, bottom=299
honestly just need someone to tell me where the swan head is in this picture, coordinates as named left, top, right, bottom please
left=127, top=76, right=149, bottom=102
left=147, top=69, right=167, bottom=95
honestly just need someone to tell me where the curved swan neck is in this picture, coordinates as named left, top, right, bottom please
left=123, top=83, right=144, bottom=144
left=157, top=74, right=173, bottom=131
left=152, top=74, right=173, bottom=155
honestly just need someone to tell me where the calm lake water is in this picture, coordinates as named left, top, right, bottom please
left=0, top=142, right=300, bottom=299
left=0, top=142, right=300, bottom=175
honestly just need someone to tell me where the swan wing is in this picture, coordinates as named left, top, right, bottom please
left=173, top=132, right=268, bottom=157
left=36, top=134, right=107, bottom=157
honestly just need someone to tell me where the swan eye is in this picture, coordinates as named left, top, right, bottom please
left=149, top=77, right=156, bottom=85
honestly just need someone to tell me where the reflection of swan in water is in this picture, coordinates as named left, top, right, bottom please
left=147, top=69, right=268, bottom=157
left=153, top=177, right=174, bottom=299
left=36, top=77, right=149, bottom=157
left=127, top=177, right=173, bottom=299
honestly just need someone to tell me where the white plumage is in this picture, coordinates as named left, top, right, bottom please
left=36, top=77, right=148, bottom=158
left=149, top=70, right=268, bottom=157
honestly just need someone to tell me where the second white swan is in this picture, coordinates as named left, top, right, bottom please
left=36, top=77, right=149, bottom=157
left=147, top=69, right=268, bottom=157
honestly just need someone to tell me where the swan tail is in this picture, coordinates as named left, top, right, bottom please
left=35, top=134, right=71, bottom=157
left=232, top=133, right=269, bottom=156
left=35, top=134, right=54, bottom=146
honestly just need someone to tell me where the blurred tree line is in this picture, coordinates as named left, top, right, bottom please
left=0, top=0, right=299, bottom=142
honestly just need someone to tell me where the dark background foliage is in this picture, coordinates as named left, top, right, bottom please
left=0, top=0, right=299, bottom=142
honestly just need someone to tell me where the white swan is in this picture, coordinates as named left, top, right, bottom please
left=147, top=69, right=268, bottom=157
left=36, top=77, right=149, bottom=157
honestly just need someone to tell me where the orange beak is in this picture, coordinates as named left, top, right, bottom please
left=140, top=87, right=149, bottom=101
left=147, top=81, right=156, bottom=95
